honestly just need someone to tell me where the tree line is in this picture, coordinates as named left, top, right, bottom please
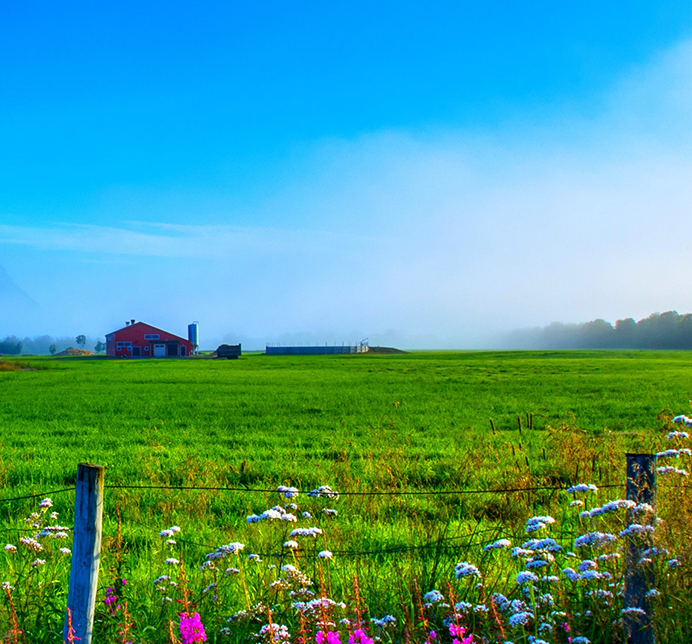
left=504, top=311, right=692, bottom=350
left=0, top=335, right=105, bottom=355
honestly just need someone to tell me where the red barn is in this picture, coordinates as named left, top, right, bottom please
left=106, top=320, right=194, bottom=358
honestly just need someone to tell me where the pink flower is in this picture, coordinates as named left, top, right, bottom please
left=104, top=588, right=119, bottom=615
left=179, top=612, right=207, bottom=643
left=449, top=624, right=473, bottom=644
left=316, top=631, right=341, bottom=644
left=349, top=630, right=373, bottom=644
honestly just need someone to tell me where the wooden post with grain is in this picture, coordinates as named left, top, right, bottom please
left=623, top=453, right=656, bottom=644
left=63, top=463, right=105, bottom=644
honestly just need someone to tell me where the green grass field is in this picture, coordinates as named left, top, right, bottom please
left=1, top=350, right=690, bottom=490
left=0, top=351, right=691, bottom=643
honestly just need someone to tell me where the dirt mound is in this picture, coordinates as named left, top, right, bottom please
left=54, top=348, right=94, bottom=357
left=367, top=346, right=407, bottom=354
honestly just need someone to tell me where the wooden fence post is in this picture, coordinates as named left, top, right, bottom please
left=64, top=463, right=105, bottom=644
left=623, top=453, right=656, bottom=644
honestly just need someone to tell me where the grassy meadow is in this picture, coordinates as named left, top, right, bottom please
left=0, top=350, right=691, bottom=643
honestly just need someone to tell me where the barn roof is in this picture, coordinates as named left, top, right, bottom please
left=110, top=321, right=190, bottom=343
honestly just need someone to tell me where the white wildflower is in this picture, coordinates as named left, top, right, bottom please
left=667, top=430, right=690, bottom=440
left=574, top=532, right=618, bottom=548
left=523, top=538, right=561, bottom=552
left=307, top=485, right=339, bottom=499
left=423, top=590, right=445, bottom=604
left=566, top=483, right=598, bottom=493
left=19, top=537, right=43, bottom=553
left=621, top=607, right=647, bottom=616
left=511, top=547, right=534, bottom=558
left=525, top=516, right=555, bottom=533
left=289, top=527, right=323, bottom=537
left=317, top=550, right=333, bottom=560
left=508, top=612, right=532, bottom=627
left=454, top=561, right=481, bottom=579
left=371, top=615, right=396, bottom=627
left=516, top=570, right=539, bottom=584
left=483, top=538, right=511, bottom=551
left=657, top=466, right=689, bottom=476
left=277, top=486, right=299, bottom=498
left=619, top=524, right=655, bottom=538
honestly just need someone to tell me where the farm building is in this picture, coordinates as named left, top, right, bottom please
left=265, top=343, right=369, bottom=355
left=106, top=320, right=195, bottom=358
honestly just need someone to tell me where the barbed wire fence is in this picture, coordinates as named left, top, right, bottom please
left=0, top=455, right=673, bottom=644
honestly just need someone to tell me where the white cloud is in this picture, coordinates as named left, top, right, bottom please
left=0, top=222, right=340, bottom=259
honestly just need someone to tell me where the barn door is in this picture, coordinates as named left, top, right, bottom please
left=153, top=344, right=166, bottom=357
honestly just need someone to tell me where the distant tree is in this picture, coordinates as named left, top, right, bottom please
left=0, top=337, right=22, bottom=355
left=76, top=335, right=87, bottom=349
left=579, top=318, right=615, bottom=348
left=94, top=340, right=105, bottom=353
left=49, top=343, right=57, bottom=355
left=614, top=318, right=638, bottom=348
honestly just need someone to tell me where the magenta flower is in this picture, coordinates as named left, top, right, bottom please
left=448, top=624, right=473, bottom=644
left=104, top=587, right=120, bottom=615
left=179, top=612, right=207, bottom=643
left=349, top=629, right=373, bottom=644
left=316, top=631, right=342, bottom=644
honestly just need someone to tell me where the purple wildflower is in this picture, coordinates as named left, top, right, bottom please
left=349, top=629, right=373, bottom=644
left=179, top=612, right=207, bottom=643
left=316, top=631, right=342, bottom=644
left=104, top=587, right=120, bottom=615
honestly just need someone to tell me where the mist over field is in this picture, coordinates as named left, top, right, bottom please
left=3, top=39, right=692, bottom=349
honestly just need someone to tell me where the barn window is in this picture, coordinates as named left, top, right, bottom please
left=144, top=334, right=160, bottom=340
left=144, top=346, right=150, bottom=351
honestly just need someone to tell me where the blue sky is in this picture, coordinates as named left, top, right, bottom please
left=2, top=2, right=692, bottom=347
